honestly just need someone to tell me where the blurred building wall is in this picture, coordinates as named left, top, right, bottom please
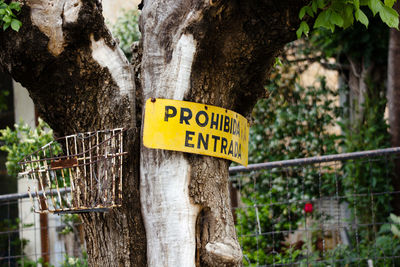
left=102, top=0, right=140, bottom=24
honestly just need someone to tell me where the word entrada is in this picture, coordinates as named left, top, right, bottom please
left=143, top=98, right=249, bottom=166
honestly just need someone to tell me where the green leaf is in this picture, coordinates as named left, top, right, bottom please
left=3, top=14, right=11, bottom=23
left=11, top=18, right=21, bottom=31
left=306, top=6, right=314, bottom=17
left=355, top=9, right=369, bottom=27
left=312, top=0, right=318, bottom=12
left=314, top=10, right=331, bottom=29
left=341, top=5, right=355, bottom=28
left=8, top=2, right=20, bottom=12
left=390, top=213, right=400, bottom=224
left=3, top=21, right=9, bottom=30
left=274, top=57, right=283, bottom=67
left=296, top=21, right=310, bottom=38
left=316, top=0, right=325, bottom=9
left=354, top=0, right=360, bottom=9
left=299, top=6, right=307, bottom=19
left=331, top=11, right=344, bottom=27
left=379, top=5, right=399, bottom=28
left=0, top=8, right=5, bottom=15
left=5, top=6, right=11, bottom=16
left=391, top=224, right=400, bottom=237
left=368, top=0, right=383, bottom=16
left=384, top=0, right=396, bottom=7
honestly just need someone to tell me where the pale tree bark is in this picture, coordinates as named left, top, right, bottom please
left=0, top=0, right=305, bottom=266
left=346, top=56, right=385, bottom=125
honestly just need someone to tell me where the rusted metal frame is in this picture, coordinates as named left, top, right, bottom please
left=41, top=152, right=57, bottom=209
left=27, top=187, right=35, bottom=211
left=29, top=155, right=42, bottom=212
left=229, top=147, right=400, bottom=174
left=102, top=132, right=108, bottom=204
left=53, top=207, right=111, bottom=214
left=104, top=132, right=109, bottom=205
left=50, top=203, right=121, bottom=214
left=111, top=129, right=116, bottom=206
left=60, top=168, right=71, bottom=207
left=17, top=140, right=55, bottom=166
left=18, top=128, right=127, bottom=214
left=66, top=136, right=75, bottom=205
left=49, top=142, right=64, bottom=210
left=46, top=142, right=61, bottom=210
left=97, top=131, right=104, bottom=204
left=22, top=154, right=127, bottom=211
left=88, top=132, right=94, bottom=207
left=63, top=127, right=124, bottom=140
left=74, top=135, right=81, bottom=208
left=19, top=152, right=127, bottom=176
left=19, top=151, right=126, bottom=168
left=82, top=133, right=88, bottom=207
left=118, top=129, right=123, bottom=204
left=50, top=158, right=78, bottom=170
left=18, top=129, right=125, bottom=166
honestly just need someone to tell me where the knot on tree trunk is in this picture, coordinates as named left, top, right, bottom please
left=204, top=240, right=242, bottom=266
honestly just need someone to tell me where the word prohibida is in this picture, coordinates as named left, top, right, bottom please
left=143, top=98, right=249, bottom=166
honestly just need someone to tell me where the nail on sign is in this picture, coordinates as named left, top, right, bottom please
left=143, top=98, right=249, bottom=166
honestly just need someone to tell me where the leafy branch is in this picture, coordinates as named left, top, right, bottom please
left=0, top=119, right=55, bottom=177
left=298, top=0, right=399, bottom=38
left=0, top=0, right=22, bottom=32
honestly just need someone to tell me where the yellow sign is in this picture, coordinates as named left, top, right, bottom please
left=143, top=98, right=249, bottom=166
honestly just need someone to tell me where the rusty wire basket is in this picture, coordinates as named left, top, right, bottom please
left=18, top=128, right=126, bottom=214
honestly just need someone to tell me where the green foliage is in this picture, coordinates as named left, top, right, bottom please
left=18, top=257, right=53, bottom=267
left=303, top=214, right=400, bottom=266
left=13, top=253, right=88, bottom=267
left=239, top=28, right=392, bottom=262
left=60, top=214, right=81, bottom=235
left=307, top=14, right=389, bottom=68
left=0, top=119, right=57, bottom=177
left=298, top=0, right=399, bottom=38
left=390, top=213, right=400, bottom=237
left=111, top=9, right=141, bottom=60
left=237, top=62, right=342, bottom=265
left=295, top=4, right=389, bottom=70
left=60, top=253, right=88, bottom=267
left=0, top=218, right=29, bottom=266
left=249, top=67, right=340, bottom=164
left=0, top=1, right=22, bottom=32
left=0, top=213, right=84, bottom=266
left=0, top=218, right=51, bottom=267
left=339, top=80, right=392, bottom=226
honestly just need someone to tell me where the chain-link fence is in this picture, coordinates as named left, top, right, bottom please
left=2, top=148, right=400, bottom=266
left=231, top=147, right=400, bottom=266
left=0, top=191, right=84, bottom=267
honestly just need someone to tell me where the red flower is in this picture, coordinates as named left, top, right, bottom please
left=304, top=202, right=313, bottom=214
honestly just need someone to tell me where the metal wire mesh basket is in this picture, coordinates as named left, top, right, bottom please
left=18, top=128, right=126, bottom=214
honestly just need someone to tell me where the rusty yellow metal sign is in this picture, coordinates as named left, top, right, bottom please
left=143, top=98, right=249, bottom=166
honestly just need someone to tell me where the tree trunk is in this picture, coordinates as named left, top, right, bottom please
left=139, top=1, right=305, bottom=265
left=388, top=1, right=400, bottom=215
left=0, top=0, right=305, bottom=265
left=345, top=55, right=385, bottom=127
